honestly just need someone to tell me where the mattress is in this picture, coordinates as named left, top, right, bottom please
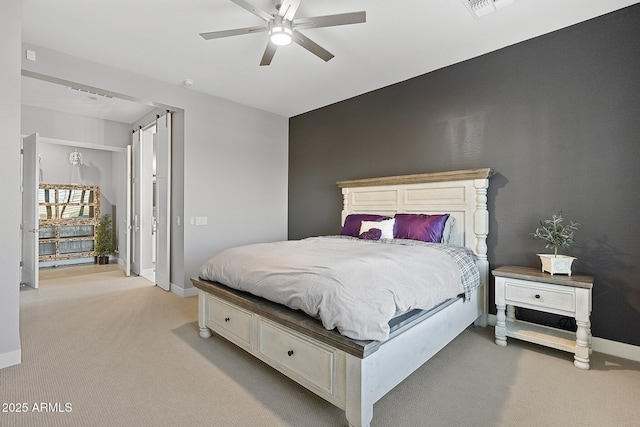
left=199, top=236, right=479, bottom=341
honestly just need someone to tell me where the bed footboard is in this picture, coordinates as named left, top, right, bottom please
left=194, top=277, right=484, bottom=427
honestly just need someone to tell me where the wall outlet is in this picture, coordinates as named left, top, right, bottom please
left=26, top=50, right=36, bottom=61
left=195, top=216, right=208, bottom=226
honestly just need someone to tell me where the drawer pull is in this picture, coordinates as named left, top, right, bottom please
left=224, top=317, right=230, bottom=322
left=287, top=350, right=294, bottom=357
left=535, top=294, right=541, bottom=299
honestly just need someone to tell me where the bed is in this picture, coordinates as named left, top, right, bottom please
left=192, top=168, right=493, bottom=427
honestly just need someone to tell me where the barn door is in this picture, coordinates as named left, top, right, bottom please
left=124, top=144, right=132, bottom=276
left=131, top=129, right=142, bottom=276
left=154, top=112, right=171, bottom=291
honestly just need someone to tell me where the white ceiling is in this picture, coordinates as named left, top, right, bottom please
left=21, top=75, right=156, bottom=124
left=21, top=0, right=638, bottom=120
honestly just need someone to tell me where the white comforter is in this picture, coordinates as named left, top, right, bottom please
left=199, top=236, right=479, bottom=341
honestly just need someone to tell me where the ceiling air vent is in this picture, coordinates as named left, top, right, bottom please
left=460, top=0, right=516, bottom=18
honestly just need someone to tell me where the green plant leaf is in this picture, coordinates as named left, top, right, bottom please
left=532, top=211, right=579, bottom=255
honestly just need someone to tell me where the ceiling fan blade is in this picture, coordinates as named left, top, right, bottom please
left=231, top=0, right=273, bottom=22
left=278, top=0, right=301, bottom=21
left=200, top=25, right=268, bottom=40
left=294, top=11, right=366, bottom=30
left=292, top=30, right=334, bottom=62
left=260, top=42, right=278, bottom=66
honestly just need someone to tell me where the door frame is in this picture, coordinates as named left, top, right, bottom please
left=20, top=135, right=131, bottom=282
left=154, top=112, right=171, bottom=291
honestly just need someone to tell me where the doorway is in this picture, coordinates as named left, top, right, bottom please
left=20, top=134, right=130, bottom=289
left=131, top=113, right=171, bottom=291
left=20, top=76, right=173, bottom=292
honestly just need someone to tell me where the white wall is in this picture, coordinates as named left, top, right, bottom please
left=37, top=143, right=113, bottom=200
left=21, top=44, right=289, bottom=294
left=0, top=0, right=22, bottom=369
left=21, top=103, right=131, bottom=146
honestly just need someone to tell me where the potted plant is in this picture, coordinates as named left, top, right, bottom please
left=94, top=214, right=116, bottom=264
left=532, top=211, right=579, bottom=275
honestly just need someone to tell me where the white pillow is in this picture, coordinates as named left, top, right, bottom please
left=360, top=218, right=395, bottom=239
left=441, top=215, right=456, bottom=244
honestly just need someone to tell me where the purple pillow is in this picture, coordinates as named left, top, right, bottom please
left=341, top=214, right=391, bottom=237
left=359, top=228, right=382, bottom=240
left=394, top=213, right=450, bottom=243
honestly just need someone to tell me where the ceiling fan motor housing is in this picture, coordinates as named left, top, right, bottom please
left=269, top=15, right=293, bottom=45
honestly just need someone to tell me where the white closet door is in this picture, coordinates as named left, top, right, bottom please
left=140, top=128, right=154, bottom=280
left=21, top=133, right=39, bottom=289
left=124, top=144, right=132, bottom=276
left=131, top=129, right=141, bottom=276
left=155, top=113, right=171, bottom=291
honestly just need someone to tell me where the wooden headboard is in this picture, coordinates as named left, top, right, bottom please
left=337, top=168, right=494, bottom=326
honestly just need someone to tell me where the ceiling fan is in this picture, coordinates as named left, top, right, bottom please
left=199, top=0, right=366, bottom=66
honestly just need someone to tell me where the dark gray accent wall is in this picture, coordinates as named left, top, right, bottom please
left=289, top=5, right=640, bottom=346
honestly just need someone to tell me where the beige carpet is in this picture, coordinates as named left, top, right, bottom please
left=1, top=268, right=639, bottom=427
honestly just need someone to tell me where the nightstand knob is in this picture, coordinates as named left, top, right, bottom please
left=535, top=294, right=541, bottom=299
left=224, top=317, right=230, bottom=322
left=287, top=350, right=294, bottom=357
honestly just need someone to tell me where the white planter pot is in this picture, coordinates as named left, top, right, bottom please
left=537, top=254, right=576, bottom=276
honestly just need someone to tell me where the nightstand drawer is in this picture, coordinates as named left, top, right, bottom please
left=505, top=279, right=575, bottom=313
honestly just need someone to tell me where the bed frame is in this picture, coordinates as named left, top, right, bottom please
left=192, top=168, right=493, bottom=427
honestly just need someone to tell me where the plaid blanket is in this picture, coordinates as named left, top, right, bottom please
left=328, top=235, right=480, bottom=301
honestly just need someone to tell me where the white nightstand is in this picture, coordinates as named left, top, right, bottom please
left=493, top=266, right=594, bottom=370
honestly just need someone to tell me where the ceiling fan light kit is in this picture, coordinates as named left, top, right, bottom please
left=269, top=16, right=293, bottom=46
left=199, top=0, right=366, bottom=66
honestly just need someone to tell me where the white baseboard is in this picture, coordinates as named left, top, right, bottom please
left=486, top=314, right=640, bottom=362
left=114, top=259, right=195, bottom=297
left=170, top=282, right=198, bottom=298
left=592, top=337, right=640, bottom=362
left=0, top=349, right=21, bottom=369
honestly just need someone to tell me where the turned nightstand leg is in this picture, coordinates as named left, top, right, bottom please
left=495, top=303, right=507, bottom=347
left=574, top=320, right=590, bottom=370
left=574, top=288, right=591, bottom=369
left=495, top=277, right=507, bottom=346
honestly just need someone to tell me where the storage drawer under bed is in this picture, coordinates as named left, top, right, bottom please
left=258, top=318, right=336, bottom=396
left=206, top=295, right=253, bottom=350
left=204, top=293, right=339, bottom=398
